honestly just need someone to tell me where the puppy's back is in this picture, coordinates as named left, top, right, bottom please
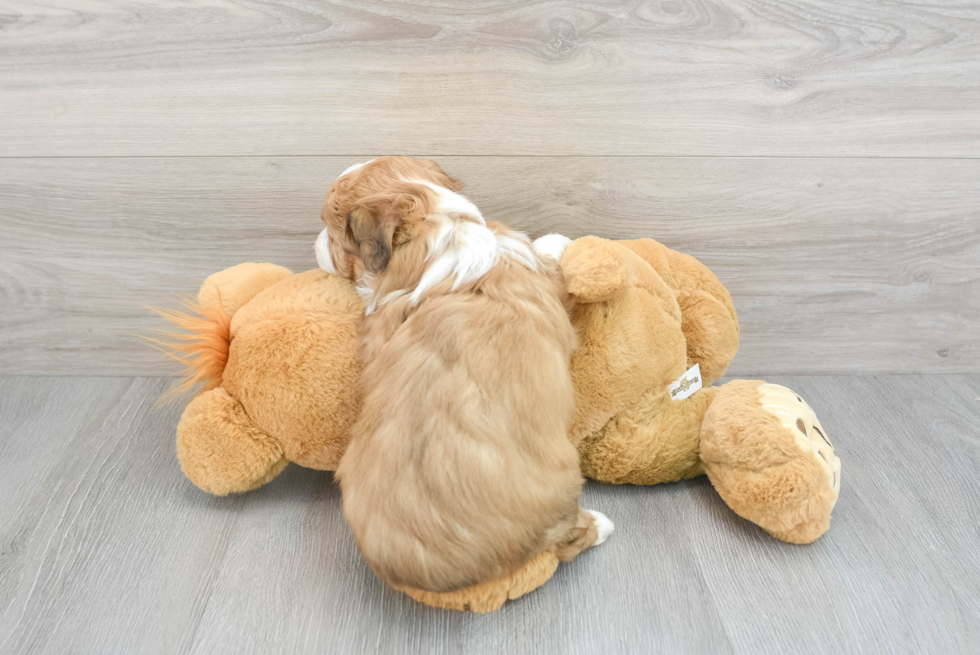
left=338, top=266, right=582, bottom=593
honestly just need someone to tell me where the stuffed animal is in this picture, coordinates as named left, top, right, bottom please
left=153, top=263, right=364, bottom=494
left=155, top=235, right=841, bottom=612
left=558, top=236, right=840, bottom=546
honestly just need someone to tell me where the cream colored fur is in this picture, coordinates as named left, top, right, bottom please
left=321, top=157, right=606, bottom=593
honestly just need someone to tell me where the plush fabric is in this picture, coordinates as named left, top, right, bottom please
left=162, top=264, right=364, bottom=492
left=157, top=237, right=841, bottom=612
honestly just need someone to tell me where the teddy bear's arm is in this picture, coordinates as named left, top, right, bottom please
left=620, top=239, right=739, bottom=385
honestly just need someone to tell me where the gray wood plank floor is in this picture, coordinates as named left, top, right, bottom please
left=1, top=374, right=978, bottom=654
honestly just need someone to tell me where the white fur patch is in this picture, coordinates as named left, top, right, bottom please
left=409, top=222, right=538, bottom=303
left=498, top=233, right=539, bottom=270
left=338, top=159, right=376, bottom=179
left=315, top=227, right=337, bottom=275
left=358, top=275, right=410, bottom=315
left=427, top=214, right=456, bottom=255
left=758, top=383, right=841, bottom=501
left=354, top=177, right=540, bottom=311
left=586, top=510, right=615, bottom=546
left=410, top=180, right=484, bottom=222
left=533, top=234, right=573, bottom=262
left=391, top=179, right=538, bottom=302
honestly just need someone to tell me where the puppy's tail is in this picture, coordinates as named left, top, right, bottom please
left=145, top=296, right=232, bottom=404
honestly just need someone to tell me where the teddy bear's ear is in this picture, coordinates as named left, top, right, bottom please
left=561, top=237, right=635, bottom=303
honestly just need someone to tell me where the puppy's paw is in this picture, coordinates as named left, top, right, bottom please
left=533, top=234, right=573, bottom=262
left=586, top=509, right=615, bottom=546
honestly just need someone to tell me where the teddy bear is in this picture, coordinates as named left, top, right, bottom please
left=153, top=263, right=364, bottom=492
left=557, top=236, right=840, bottom=545
left=154, top=235, right=841, bottom=612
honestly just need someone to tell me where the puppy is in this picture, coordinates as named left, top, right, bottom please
left=317, top=157, right=612, bottom=593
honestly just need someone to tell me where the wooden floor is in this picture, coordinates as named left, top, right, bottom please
left=1, top=374, right=978, bottom=654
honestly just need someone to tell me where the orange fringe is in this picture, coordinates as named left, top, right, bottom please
left=145, top=296, right=232, bottom=403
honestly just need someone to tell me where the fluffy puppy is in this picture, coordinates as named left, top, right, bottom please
left=317, top=157, right=612, bottom=593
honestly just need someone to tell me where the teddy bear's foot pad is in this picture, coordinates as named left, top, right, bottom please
left=701, top=380, right=842, bottom=544
left=758, top=383, right=841, bottom=497
left=755, top=383, right=841, bottom=543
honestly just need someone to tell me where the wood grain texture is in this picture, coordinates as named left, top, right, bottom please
left=0, top=377, right=120, bottom=532
left=2, top=156, right=978, bottom=376
left=1, top=0, right=979, bottom=157
left=1, top=374, right=978, bottom=654
left=690, top=375, right=980, bottom=654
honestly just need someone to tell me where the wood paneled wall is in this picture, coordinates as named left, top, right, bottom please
left=2, top=1, right=978, bottom=374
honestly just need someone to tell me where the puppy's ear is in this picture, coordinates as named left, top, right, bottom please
left=347, top=205, right=391, bottom=274
left=347, top=187, right=428, bottom=274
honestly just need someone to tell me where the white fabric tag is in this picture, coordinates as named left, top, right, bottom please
left=669, top=363, right=702, bottom=401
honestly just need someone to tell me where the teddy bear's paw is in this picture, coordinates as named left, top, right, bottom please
left=758, top=383, right=841, bottom=502
left=177, top=388, right=289, bottom=495
left=701, top=380, right=842, bottom=543
left=532, top=234, right=572, bottom=262
left=585, top=509, right=615, bottom=546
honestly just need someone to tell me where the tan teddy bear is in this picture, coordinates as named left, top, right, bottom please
left=155, top=264, right=363, bottom=494
left=559, top=236, right=840, bottom=545
left=155, top=235, right=840, bottom=612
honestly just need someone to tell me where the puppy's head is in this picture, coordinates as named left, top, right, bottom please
left=316, top=157, right=468, bottom=280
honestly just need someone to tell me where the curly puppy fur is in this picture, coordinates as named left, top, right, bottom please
left=319, top=157, right=606, bottom=593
